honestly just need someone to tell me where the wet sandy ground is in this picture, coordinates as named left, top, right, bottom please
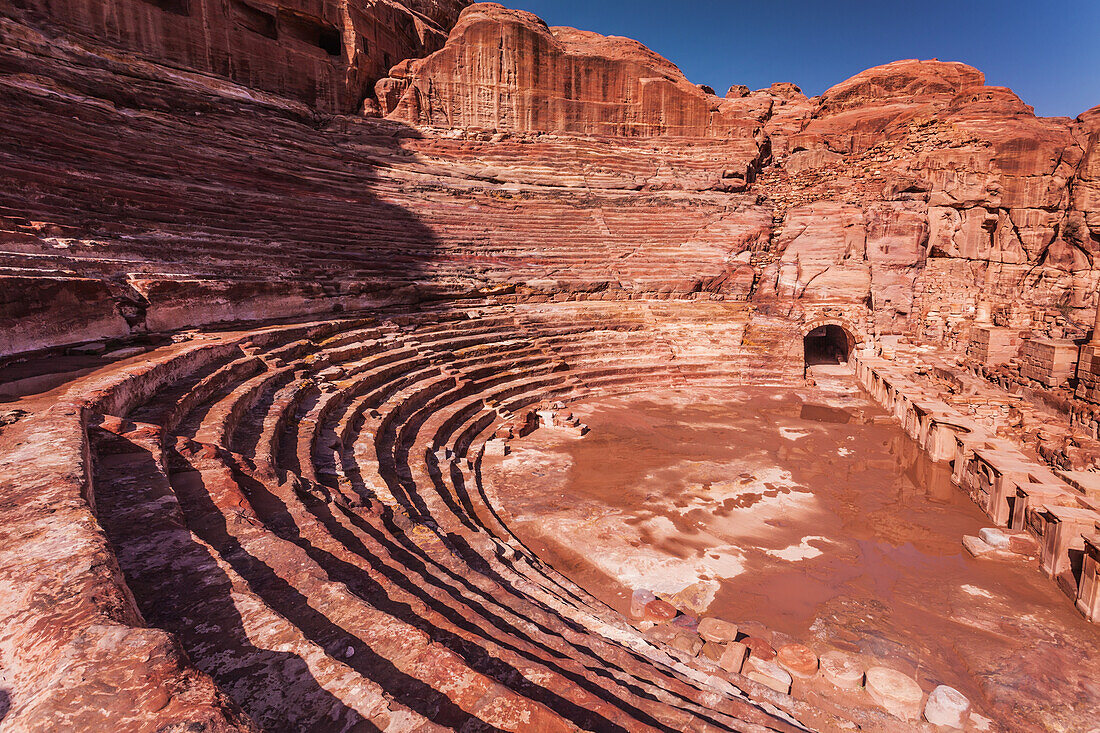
left=485, top=381, right=1100, bottom=730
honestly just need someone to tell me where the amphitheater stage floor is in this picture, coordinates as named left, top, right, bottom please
left=485, top=379, right=1100, bottom=728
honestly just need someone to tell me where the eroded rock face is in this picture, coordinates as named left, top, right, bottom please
left=369, top=28, right=1100, bottom=340
left=1070, top=106, right=1100, bottom=255
left=1, top=3, right=1100, bottom=730
left=751, top=59, right=1097, bottom=339
left=378, top=3, right=761, bottom=138
left=3, top=1, right=1096, bottom=347
left=11, top=0, right=470, bottom=113
left=0, top=3, right=1094, bottom=348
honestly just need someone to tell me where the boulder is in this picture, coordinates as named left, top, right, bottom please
left=775, top=644, right=818, bottom=679
left=924, top=684, right=971, bottom=728
left=865, top=666, right=924, bottom=720
left=697, top=618, right=739, bottom=643
left=818, top=651, right=864, bottom=689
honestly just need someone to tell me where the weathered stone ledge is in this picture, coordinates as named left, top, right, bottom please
left=854, top=354, right=1100, bottom=622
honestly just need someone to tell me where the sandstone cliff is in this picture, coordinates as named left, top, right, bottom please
left=10, top=0, right=471, bottom=112
left=364, top=5, right=1100, bottom=343
left=377, top=3, right=760, bottom=138
left=3, top=3, right=1100, bottom=731
left=757, top=58, right=1095, bottom=342
left=1, top=1, right=1098, bottom=354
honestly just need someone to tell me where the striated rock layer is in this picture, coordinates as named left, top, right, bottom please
left=379, top=5, right=1100, bottom=345
left=378, top=3, right=758, bottom=138
left=10, top=0, right=471, bottom=112
left=2, top=0, right=1100, bottom=730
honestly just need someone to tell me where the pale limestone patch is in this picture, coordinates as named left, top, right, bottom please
left=960, top=584, right=994, bottom=599
left=778, top=427, right=810, bottom=441
left=765, top=535, right=834, bottom=561
left=532, top=510, right=748, bottom=599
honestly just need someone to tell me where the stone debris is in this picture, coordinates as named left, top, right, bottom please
left=744, top=656, right=793, bottom=695
left=670, top=613, right=700, bottom=632
left=818, top=651, right=865, bottom=690
left=1008, top=532, right=1040, bottom=555
left=642, top=624, right=681, bottom=646
left=697, top=618, right=739, bottom=643
left=699, top=642, right=725, bottom=662
left=924, top=684, right=971, bottom=728
left=629, top=589, right=657, bottom=619
left=719, top=642, right=749, bottom=675
left=666, top=581, right=718, bottom=615
left=775, top=644, right=818, bottom=679
left=978, top=527, right=1011, bottom=549
left=865, top=666, right=925, bottom=721
left=643, top=599, right=678, bottom=622
left=0, top=410, right=28, bottom=428
left=669, top=633, right=704, bottom=656
left=741, top=637, right=777, bottom=662
left=970, top=712, right=996, bottom=731
left=963, top=535, right=1013, bottom=560
left=483, top=438, right=509, bottom=457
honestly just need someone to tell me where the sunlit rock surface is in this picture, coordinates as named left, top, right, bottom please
left=1, top=0, right=1100, bottom=730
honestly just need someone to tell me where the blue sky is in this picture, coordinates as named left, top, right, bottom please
left=501, top=0, right=1100, bottom=118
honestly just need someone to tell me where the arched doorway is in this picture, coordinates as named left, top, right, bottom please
left=803, top=324, right=852, bottom=366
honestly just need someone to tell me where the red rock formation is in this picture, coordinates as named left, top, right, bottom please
left=731, top=58, right=1098, bottom=341
left=366, top=32, right=1100, bottom=339
left=2, top=2, right=1100, bottom=730
left=378, top=3, right=760, bottom=138
left=1069, top=105, right=1100, bottom=255
left=0, top=275, right=129, bottom=355
left=11, top=0, right=470, bottom=112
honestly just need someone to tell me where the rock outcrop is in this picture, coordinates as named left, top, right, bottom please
left=753, top=59, right=1097, bottom=340
left=378, top=3, right=761, bottom=138
left=370, top=22, right=1100, bottom=339
left=11, top=0, right=471, bottom=112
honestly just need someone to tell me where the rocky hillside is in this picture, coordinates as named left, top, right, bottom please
left=2, top=2, right=1097, bottom=360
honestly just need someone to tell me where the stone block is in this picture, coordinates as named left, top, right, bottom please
left=865, top=666, right=924, bottom=721
left=1018, top=337, right=1079, bottom=387
left=697, top=618, right=739, bottom=644
left=818, top=651, right=864, bottom=689
left=644, top=599, right=678, bottom=622
left=966, top=326, right=1020, bottom=367
left=775, top=644, right=818, bottom=679
left=924, top=684, right=971, bottom=728
left=719, top=642, right=748, bottom=674
left=744, top=657, right=792, bottom=694
left=741, top=636, right=776, bottom=661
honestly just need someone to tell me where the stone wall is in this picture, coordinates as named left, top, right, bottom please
left=0, top=275, right=129, bottom=355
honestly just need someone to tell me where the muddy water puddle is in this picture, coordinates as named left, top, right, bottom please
left=486, top=384, right=1100, bottom=729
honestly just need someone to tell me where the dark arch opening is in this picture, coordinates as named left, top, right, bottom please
left=804, top=324, right=852, bottom=367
